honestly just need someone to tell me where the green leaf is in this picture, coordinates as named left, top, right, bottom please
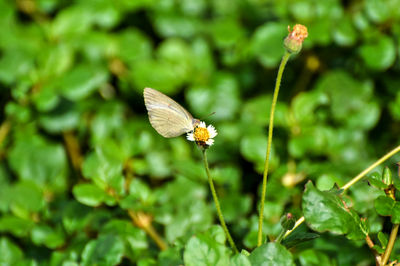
left=389, top=91, right=400, bottom=121
left=79, top=0, right=121, bottom=29
left=154, top=177, right=212, bottom=242
left=190, top=37, right=215, bottom=83
left=10, top=181, right=44, bottom=214
left=241, top=95, right=288, bottom=127
left=219, top=193, right=252, bottom=222
left=374, top=195, right=395, bottom=216
left=0, top=49, right=34, bottom=85
left=240, top=134, right=278, bottom=173
left=0, top=237, right=24, bottom=265
left=153, top=14, right=201, bottom=38
left=158, top=246, right=183, bottom=265
left=81, top=234, right=125, bottom=266
left=156, top=38, right=192, bottom=84
left=38, top=101, right=80, bottom=133
left=60, top=64, right=109, bottom=101
left=365, top=0, right=390, bottom=23
left=31, top=225, right=65, bottom=249
left=375, top=196, right=400, bottom=224
left=101, top=219, right=148, bottom=261
left=250, top=22, right=287, bottom=68
left=378, top=232, right=388, bottom=248
left=382, top=167, right=393, bottom=186
left=209, top=18, right=244, bottom=48
left=72, top=183, right=109, bottom=207
left=187, top=72, right=240, bottom=121
left=137, top=258, right=157, bottom=266
left=8, top=133, right=68, bottom=191
left=298, top=249, right=333, bottom=266
left=282, top=232, right=320, bottom=249
left=307, top=19, right=332, bottom=45
left=32, top=81, right=61, bottom=112
left=50, top=7, right=91, bottom=37
left=82, top=143, right=125, bottom=194
left=291, top=90, right=329, bottom=126
left=36, top=43, right=73, bottom=78
left=302, top=181, right=365, bottom=239
left=130, top=60, right=182, bottom=94
left=315, top=71, right=379, bottom=129
left=116, top=29, right=152, bottom=65
left=359, top=34, right=396, bottom=71
left=249, top=242, right=294, bottom=266
left=230, top=253, right=251, bottom=266
left=288, top=126, right=332, bottom=158
left=119, top=179, right=155, bottom=210
left=183, top=226, right=230, bottom=266
left=0, top=216, right=34, bottom=237
left=332, top=16, right=357, bottom=46
left=368, top=172, right=388, bottom=189
left=62, top=202, right=91, bottom=233
left=5, top=102, right=32, bottom=123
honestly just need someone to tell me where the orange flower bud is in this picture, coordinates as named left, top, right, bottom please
left=284, top=24, right=308, bottom=54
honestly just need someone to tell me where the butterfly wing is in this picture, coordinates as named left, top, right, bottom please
left=144, top=87, right=195, bottom=138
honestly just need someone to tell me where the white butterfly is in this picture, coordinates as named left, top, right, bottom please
left=144, top=87, right=200, bottom=138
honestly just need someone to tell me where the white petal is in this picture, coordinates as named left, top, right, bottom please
left=198, top=121, right=206, bottom=128
left=186, top=132, right=195, bottom=141
left=207, top=125, right=218, bottom=138
left=206, top=139, right=214, bottom=146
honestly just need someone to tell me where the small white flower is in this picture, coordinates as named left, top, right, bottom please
left=186, top=121, right=218, bottom=147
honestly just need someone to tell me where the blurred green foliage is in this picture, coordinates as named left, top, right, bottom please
left=1, top=0, right=400, bottom=265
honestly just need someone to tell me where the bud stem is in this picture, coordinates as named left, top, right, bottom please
left=257, top=51, right=291, bottom=247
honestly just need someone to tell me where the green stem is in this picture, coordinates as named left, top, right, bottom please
left=257, top=51, right=291, bottom=247
left=283, top=144, right=400, bottom=240
left=283, top=216, right=305, bottom=239
left=202, top=149, right=238, bottom=254
left=341, top=144, right=400, bottom=192
left=381, top=224, right=399, bottom=266
left=275, top=229, right=286, bottom=244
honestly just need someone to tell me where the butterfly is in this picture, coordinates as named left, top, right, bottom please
left=144, top=87, right=200, bottom=138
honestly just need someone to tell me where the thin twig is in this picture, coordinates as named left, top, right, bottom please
left=365, top=234, right=381, bottom=266
left=0, top=120, right=11, bottom=147
left=63, top=131, right=83, bottom=170
left=128, top=210, right=168, bottom=251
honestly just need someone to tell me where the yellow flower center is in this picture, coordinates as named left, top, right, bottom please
left=194, top=127, right=209, bottom=143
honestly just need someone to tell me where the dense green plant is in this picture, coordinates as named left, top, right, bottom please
left=1, top=0, right=400, bottom=265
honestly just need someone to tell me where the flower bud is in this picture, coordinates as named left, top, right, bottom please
left=284, top=24, right=308, bottom=54
left=280, top=213, right=295, bottom=231
left=382, top=166, right=393, bottom=186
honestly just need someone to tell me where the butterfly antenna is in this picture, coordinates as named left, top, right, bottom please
left=200, top=112, right=216, bottom=120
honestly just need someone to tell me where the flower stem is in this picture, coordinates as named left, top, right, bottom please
left=202, top=149, right=238, bottom=254
left=341, top=144, right=400, bottom=192
left=381, top=224, right=399, bottom=266
left=257, top=51, right=291, bottom=247
left=283, top=144, right=400, bottom=240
